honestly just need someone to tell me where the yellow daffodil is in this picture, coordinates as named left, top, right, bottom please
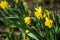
left=45, top=10, right=52, bottom=16
left=0, top=1, right=9, bottom=9
left=45, top=17, right=53, bottom=28
left=25, top=30, right=30, bottom=34
left=15, top=0, right=18, bottom=3
left=23, top=2, right=28, bottom=6
left=43, top=12, right=47, bottom=18
left=0, top=3, right=1, bottom=8
left=35, top=7, right=42, bottom=19
left=28, top=10, right=32, bottom=16
left=24, top=17, right=31, bottom=24
left=35, top=11, right=42, bottom=19
left=35, top=7, right=42, bottom=13
left=28, top=10, right=32, bottom=14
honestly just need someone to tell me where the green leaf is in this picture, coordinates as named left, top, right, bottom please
left=6, top=17, right=18, bottom=19
left=5, top=37, right=9, bottom=40
left=25, top=6, right=28, bottom=13
left=55, top=27, right=58, bottom=34
left=10, top=24, right=16, bottom=28
left=0, top=18, right=3, bottom=21
left=28, top=33, right=39, bottom=40
left=3, top=9, right=10, bottom=16
left=59, top=28, right=60, bottom=33
left=0, top=10, right=6, bottom=17
left=18, top=33, right=22, bottom=40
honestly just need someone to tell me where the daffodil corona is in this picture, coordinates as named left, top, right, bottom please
left=24, top=17, right=31, bottom=24
left=45, top=17, right=53, bottom=28
left=35, top=11, right=42, bottom=19
left=0, top=1, right=9, bottom=9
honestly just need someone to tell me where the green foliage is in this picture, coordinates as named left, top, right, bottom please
left=0, top=0, right=60, bottom=40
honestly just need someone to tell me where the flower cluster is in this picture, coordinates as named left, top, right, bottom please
left=34, top=7, right=53, bottom=28
left=24, top=6, right=53, bottom=28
